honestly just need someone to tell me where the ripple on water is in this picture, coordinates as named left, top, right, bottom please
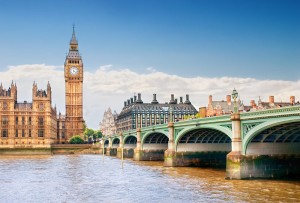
left=0, top=155, right=299, bottom=203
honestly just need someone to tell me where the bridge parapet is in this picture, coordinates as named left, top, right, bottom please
left=240, top=106, right=300, bottom=120
left=174, top=115, right=231, bottom=127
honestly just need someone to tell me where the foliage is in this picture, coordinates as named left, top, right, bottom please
left=94, top=130, right=103, bottom=139
left=69, top=135, right=84, bottom=144
left=183, top=113, right=202, bottom=120
left=83, top=127, right=103, bottom=140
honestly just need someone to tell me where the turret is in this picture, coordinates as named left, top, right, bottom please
left=169, top=94, right=176, bottom=104
left=10, top=80, right=17, bottom=102
left=184, top=94, right=191, bottom=104
left=136, top=93, right=143, bottom=103
left=151, top=94, right=159, bottom=104
left=47, top=81, right=52, bottom=100
left=32, top=81, right=37, bottom=100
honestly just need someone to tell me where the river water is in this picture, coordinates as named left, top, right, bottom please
left=0, top=155, right=299, bottom=203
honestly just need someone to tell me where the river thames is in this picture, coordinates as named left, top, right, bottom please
left=0, top=155, right=299, bottom=203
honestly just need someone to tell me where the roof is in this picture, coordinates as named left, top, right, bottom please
left=209, top=100, right=250, bottom=113
left=67, top=50, right=81, bottom=59
left=70, top=26, right=78, bottom=45
left=15, top=102, right=32, bottom=110
left=118, top=102, right=198, bottom=119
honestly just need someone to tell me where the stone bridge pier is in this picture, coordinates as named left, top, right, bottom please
left=134, top=128, right=169, bottom=161
left=226, top=113, right=300, bottom=179
left=164, top=121, right=231, bottom=168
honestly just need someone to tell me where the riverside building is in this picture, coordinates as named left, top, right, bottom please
left=0, top=82, right=57, bottom=146
left=116, top=93, right=198, bottom=133
left=99, top=107, right=118, bottom=136
left=0, top=27, right=84, bottom=147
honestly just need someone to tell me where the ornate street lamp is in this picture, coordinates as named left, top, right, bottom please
left=232, top=88, right=239, bottom=113
left=169, top=106, right=173, bottom=122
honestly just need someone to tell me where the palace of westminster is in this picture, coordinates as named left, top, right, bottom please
left=0, top=28, right=84, bottom=146
left=1, top=28, right=297, bottom=146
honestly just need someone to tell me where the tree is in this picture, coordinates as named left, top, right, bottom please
left=84, top=128, right=94, bottom=141
left=69, top=135, right=84, bottom=144
left=94, top=130, right=103, bottom=139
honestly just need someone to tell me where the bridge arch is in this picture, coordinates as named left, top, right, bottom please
left=124, top=135, right=137, bottom=149
left=112, top=138, right=120, bottom=148
left=104, top=140, right=109, bottom=147
left=176, top=126, right=231, bottom=152
left=142, top=131, right=169, bottom=150
left=243, top=117, right=300, bottom=155
left=175, top=124, right=232, bottom=147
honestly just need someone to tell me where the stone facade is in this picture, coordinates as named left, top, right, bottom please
left=0, top=28, right=85, bottom=146
left=206, top=94, right=250, bottom=117
left=0, top=82, right=57, bottom=147
left=116, top=93, right=198, bottom=132
left=99, top=107, right=118, bottom=136
left=63, top=27, right=84, bottom=140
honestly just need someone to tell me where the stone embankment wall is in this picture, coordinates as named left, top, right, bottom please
left=0, top=144, right=101, bottom=155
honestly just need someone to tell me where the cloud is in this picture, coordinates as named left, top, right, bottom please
left=1, top=64, right=299, bottom=129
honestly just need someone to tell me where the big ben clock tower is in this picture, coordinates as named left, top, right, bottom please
left=64, top=27, right=84, bottom=140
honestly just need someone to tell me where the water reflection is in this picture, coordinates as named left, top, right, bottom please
left=0, top=155, right=299, bottom=203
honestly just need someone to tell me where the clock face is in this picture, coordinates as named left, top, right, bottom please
left=70, top=66, right=79, bottom=75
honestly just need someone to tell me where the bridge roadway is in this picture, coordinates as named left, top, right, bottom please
left=103, top=106, right=300, bottom=179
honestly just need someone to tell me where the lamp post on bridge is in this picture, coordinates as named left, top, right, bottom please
left=226, top=88, right=243, bottom=179
left=164, top=105, right=176, bottom=167
left=232, top=88, right=238, bottom=114
left=169, top=106, right=173, bottom=123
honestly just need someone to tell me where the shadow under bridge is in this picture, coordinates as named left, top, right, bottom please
left=175, top=128, right=231, bottom=168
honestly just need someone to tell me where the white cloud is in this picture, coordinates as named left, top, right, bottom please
left=1, top=64, right=299, bottom=129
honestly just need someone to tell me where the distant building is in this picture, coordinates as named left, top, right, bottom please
left=249, top=96, right=296, bottom=111
left=206, top=94, right=250, bottom=117
left=99, top=107, right=118, bottom=136
left=116, top=93, right=198, bottom=133
left=206, top=94, right=297, bottom=117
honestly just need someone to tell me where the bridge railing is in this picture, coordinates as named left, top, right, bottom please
left=174, top=114, right=231, bottom=127
left=240, top=105, right=300, bottom=120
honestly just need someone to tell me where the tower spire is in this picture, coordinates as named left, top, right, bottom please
left=70, top=24, right=78, bottom=45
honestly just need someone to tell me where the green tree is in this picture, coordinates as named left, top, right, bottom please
left=84, top=128, right=94, bottom=141
left=94, top=130, right=103, bottom=139
left=69, top=135, right=84, bottom=144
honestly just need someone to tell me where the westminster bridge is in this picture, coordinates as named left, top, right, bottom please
left=102, top=105, right=300, bottom=179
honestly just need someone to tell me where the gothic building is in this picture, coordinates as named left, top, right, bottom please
left=99, top=107, right=118, bottom=136
left=116, top=93, right=198, bottom=132
left=0, top=81, right=57, bottom=147
left=0, top=27, right=84, bottom=146
left=62, top=27, right=84, bottom=141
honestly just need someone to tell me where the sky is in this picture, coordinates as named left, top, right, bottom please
left=0, top=0, right=299, bottom=129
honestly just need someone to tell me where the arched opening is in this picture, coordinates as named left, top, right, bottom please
left=177, top=128, right=231, bottom=152
left=104, top=140, right=109, bottom=148
left=239, top=121, right=300, bottom=179
left=122, top=136, right=137, bottom=158
left=112, top=138, right=120, bottom=148
left=175, top=128, right=231, bottom=168
left=138, top=132, right=169, bottom=161
left=124, top=136, right=137, bottom=149
left=246, top=122, right=300, bottom=155
left=143, top=132, right=169, bottom=150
